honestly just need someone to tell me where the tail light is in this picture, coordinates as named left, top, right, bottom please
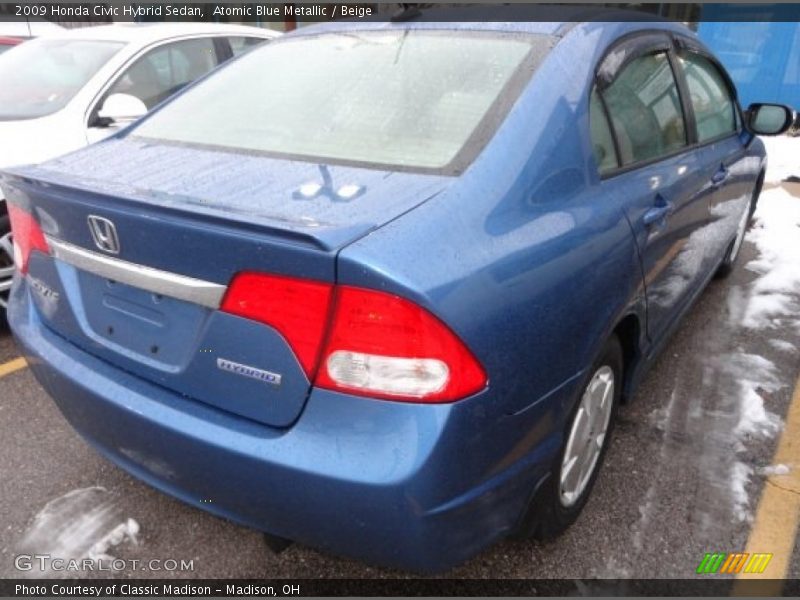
left=315, top=286, right=486, bottom=401
left=221, top=274, right=487, bottom=403
left=221, top=272, right=333, bottom=376
left=6, top=203, right=49, bottom=274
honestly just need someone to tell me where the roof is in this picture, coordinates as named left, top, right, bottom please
left=289, top=5, right=686, bottom=39
left=0, top=20, right=64, bottom=37
left=47, top=23, right=279, bottom=44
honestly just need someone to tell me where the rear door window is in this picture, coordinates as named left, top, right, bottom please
left=589, top=88, right=618, bottom=173
left=600, top=52, right=688, bottom=166
left=228, top=36, right=266, bottom=57
left=106, top=37, right=219, bottom=109
left=678, top=52, right=737, bottom=143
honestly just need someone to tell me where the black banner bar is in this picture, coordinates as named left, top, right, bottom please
left=3, top=578, right=800, bottom=597
left=3, top=3, right=800, bottom=23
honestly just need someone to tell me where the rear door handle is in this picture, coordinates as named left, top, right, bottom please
left=643, top=198, right=674, bottom=227
left=711, top=164, right=729, bottom=185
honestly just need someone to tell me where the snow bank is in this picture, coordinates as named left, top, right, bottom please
left=760, top=135, right=799, bottom=184
left=743, top=186, right=800, bottom=329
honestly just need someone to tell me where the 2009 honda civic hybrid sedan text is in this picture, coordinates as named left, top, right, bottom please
left=1, top=19, right=793, bottom=572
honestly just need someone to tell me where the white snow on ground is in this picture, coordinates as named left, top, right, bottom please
left=735, top=381, right=783, bottom=439
left=707, top=350, right=784, bottom=520
left=758, top=463, right=791, bottom=476
left=760, top=135, right=799, bottom=183
left=731, top=461, right=754, bottom=522
left=769, top=339, right=797, bottom=354
left=742, top=186, right=800, bottom=330
left=720, top=135, right=800, bottom=521
left=17, top=487, right=139, bottom=577
left=710, top=352, right=784, bottom=445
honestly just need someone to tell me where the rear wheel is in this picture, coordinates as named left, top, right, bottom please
left=0, top=213, right=12, bottom=322
left=716, top=193, right=754, bottom=280
left=747, top=172, right=765, bottom=223
left=521, top=335, right=623, bottom=539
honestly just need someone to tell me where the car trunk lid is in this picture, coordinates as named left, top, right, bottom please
left=2, top=138, right=449, bottom=427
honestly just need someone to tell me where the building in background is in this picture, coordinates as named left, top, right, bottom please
left=698, top=5, right=800, bottom=109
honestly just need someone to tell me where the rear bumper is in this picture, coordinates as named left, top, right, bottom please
left=9, top=279, right=561, bottom=573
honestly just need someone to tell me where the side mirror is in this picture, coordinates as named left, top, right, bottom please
left=96, top=93, right=148, bottom=127
left=745, top=103, right=795, bottom=136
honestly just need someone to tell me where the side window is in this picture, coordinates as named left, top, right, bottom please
left=228, top=36, right=266, bottom=58
left=106, top=38, right=218, bottom=110
left=601, top=52, right=687, bottom=166
left=679, top=52, right=737, bottom=143
left=589, top=88, right=618, bottom=173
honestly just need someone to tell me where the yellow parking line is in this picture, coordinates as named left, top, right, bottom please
left=733, top=372, right=800, bottom=595
left=0, top=357, right=27, bottom=378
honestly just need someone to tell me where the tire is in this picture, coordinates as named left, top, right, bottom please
left=0, top=213, right=12, bottom=324
left=520, top=335, right=623, bottom=540
left=747, top=172, right=765, bottom=224
left=716, top=176, right=761, bottom=280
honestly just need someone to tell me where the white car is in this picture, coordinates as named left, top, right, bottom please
left=0, top=23, right=279, bottom=313
left=0, top=19, right=65, bottom=38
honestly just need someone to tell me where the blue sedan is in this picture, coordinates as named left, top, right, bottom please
left=1, top=18, right=793, bottom=572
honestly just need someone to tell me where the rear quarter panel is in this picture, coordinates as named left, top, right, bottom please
left=335, top=23, right=664, bottom=500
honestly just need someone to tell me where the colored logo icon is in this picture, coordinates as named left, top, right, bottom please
left=697, top=552, right=773, bottom=575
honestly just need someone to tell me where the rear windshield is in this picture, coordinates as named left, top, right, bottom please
left=0, top=38, right=124, bottom=120
left=132, top=30, right=550, bottom=173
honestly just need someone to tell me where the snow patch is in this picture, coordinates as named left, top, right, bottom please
left=89, top=518, right=140, bottom=562
left=760, top=135, right=799, bottom=183
left=758, top=463, right=791, bottom=476
left=743, top=187, right=800, bottom=330
left=731, top=462, right=753, bottom=522
left=769, top=339, right=797, bottom=354
left=735, top=385, right=783, bottom=438
left=702, top=350, right=784, bottom=523
left=715, top=353, right=784, bottom=440
left=17, top=487, right=139, bottom=577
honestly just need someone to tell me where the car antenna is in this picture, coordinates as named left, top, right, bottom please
left=391, top=3, right=422, bottom=22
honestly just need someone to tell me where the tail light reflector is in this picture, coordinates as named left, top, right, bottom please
left=316, top=286, right=486, bottom=402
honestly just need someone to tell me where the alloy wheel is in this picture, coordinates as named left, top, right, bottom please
left=0, top=231, right=14, bottom=309
left=559, top=365, right=615, bottom=507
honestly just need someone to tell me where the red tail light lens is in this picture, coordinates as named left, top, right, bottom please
left=315, top=286, right=487, bottom=402
left=221, top=274, right=487, bottom=403
left=221, top=272, right=334, bottom=376
left=6, top=203, right=49, bottom=274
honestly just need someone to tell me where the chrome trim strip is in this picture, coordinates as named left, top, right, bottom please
left=46, top=236, right=226, bottom=309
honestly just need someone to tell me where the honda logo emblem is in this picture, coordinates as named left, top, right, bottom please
left=87, top=215, right=120, bottom=254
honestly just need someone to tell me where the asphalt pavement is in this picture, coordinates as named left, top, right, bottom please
left=0, top=193, right=799, bottom=583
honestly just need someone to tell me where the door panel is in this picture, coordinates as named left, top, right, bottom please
left=592, top=47, right=713, bottom=342
left=618, top=153, right=710, bottom=342
left=675, top=50, right=754, bottom=270
left=692, top=136, right=751, bottom=272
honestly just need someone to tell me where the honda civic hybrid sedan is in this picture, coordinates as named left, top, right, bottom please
left=1, top=19, right=792, bottom=572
